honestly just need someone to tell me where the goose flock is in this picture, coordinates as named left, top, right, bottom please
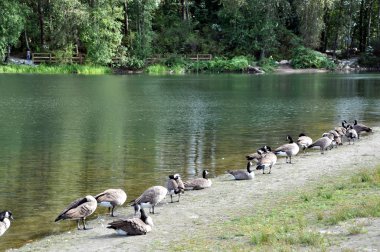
left=0, top=120, right=373, bottom=239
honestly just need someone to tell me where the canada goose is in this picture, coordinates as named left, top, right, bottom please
left=95, top=189, right=127, bottom=217
left=184, top=170, right=212, bottom=190
left=353, top=120, right=372, bottom=139
left=274, top=135, right=300, bottom=163
left=345, top=125, right=358, bottom=144
left=245, top=147, right=266, bottom=162
left=0, top=211, right=13, bottom=237
left=227, top=161, right=254, bottom=180
left=131, top=186, right=168, bottom=214
left=55, top=195, right=97, bottom=230
left=328, top=130, right=342, bottom=147
left=256, top=146, right=277, bottom=174
left=167, top=174, right=185, bottom=203
left=308, top=133, right=334, bottom=154
left=297, top=133, right=313, bottom=153
left=107, top=207, right=153, bottom=236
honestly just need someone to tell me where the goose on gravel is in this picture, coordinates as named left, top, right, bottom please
left=95, top=189, right=127, bottom=217
left=183, top=170, right=212, bottom=190
left=131, top=186, right=168, bottom=215
left=274, top=135, right=300, bottom=163
left=227, top=161, right=254, bottom=180
left=55, top=195, right=97, bottom=230
left=167, top=174, right=185, bottom=203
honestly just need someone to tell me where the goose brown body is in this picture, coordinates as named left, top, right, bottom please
left=95, top=189, right=127, bottom=217
left=184, top=170, right=212, bottom=190
left=107, top=208, right=153, bottom=236
left=132, top=186, right=168, bottom=214
left=227, top=162, right=254, bottom=180
left=55, top=195, right=97, bottom=230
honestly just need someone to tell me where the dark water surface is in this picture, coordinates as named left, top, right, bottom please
left=0, top=73, right=380, bottom=250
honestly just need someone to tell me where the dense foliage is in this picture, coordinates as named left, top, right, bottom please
left=1, top=0, right=380, bottom=68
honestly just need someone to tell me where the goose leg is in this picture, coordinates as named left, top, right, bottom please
left=170, top=195, right=173, bottom=203
left=77, top=220, right=81, bottom=230
left=289, top=156, right=292, bottom=164
left=178, top=194, right=181, bottom=202
left=83, top=218, right=92, bottom=230
left=111, top=206, right=115, bottom=217
left=152, top=206, right=155, bottom=214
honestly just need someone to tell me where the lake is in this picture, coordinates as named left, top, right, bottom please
left=0, top=73, right=380, bottom=250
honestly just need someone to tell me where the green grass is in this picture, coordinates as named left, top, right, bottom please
left=171, top=166, right=380, bottom=251
left=0, top=64, right=111, bottom=74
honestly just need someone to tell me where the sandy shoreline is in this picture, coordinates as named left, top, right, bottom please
left=10, top=126, right=380, bottom=251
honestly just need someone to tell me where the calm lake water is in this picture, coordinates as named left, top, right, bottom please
left=0, top=73, right=380, bottom=250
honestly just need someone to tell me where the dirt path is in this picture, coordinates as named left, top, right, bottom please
left=11, top=127, right=380, bottom=251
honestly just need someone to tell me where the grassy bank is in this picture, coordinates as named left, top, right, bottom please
left=0, top=64, right=112, bottom=75
left=173, top=166, right=380, bottom=251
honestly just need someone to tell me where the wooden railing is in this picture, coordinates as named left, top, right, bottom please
left=144, top=54, right=213, bottom=65
left=31, top=53, right=212, bottom=65
left=32, top=53, right=85, bottom=64
left=186, top=54, right=213, bottom=61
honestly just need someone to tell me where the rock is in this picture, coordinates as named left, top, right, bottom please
left=279, top=60, right=290, bottom=65
left=248, top=65, right=265, bottom=74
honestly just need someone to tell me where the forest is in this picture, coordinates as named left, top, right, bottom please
left=1, top=0, right=380, bottom=70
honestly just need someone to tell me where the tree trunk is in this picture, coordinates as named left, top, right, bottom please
left=366, top=0, right=374, bottom=47
left=359, top=0, right=368, bottom=52
left=124, top=0, right=129, bottom=36
left=37, top=0, right=45, bottom=46
left=25, top=30, right=30, bottom=51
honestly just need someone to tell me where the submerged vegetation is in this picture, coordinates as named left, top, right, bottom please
left=1, top=0, right=380, bottom=72
left=173, top=166, right=380, bottom=251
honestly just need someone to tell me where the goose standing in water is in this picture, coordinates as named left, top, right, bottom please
left=167, top=174, right=185, bottom=203
left=54, top=195, right=97, bottom=230
left=274, top=135, right=300, bottom=163
left=107, top=207, right=153, bottom=236
left=184, top=170, right=212, bottom=190
left=131, top=186, right=168, bottom=214
left=0, top=211, right=13, bottom=236
left=308, top=133, right=334, bottom=154
left=255, top=146, right=277, bottom=174
left=353, top=120, right=372, bottom=139
left=95, top=189, right=127, bottom=217
left=297, top=133, right=313, bottom=153
left=227, top=161, right=254, bottom=180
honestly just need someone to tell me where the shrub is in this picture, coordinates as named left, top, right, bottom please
left=291, top=46, right=335, bottom=69
left=258, top=56, right=277, bottom=72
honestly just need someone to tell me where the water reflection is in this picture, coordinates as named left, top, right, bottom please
left=0, top=73, right=380, bottom=250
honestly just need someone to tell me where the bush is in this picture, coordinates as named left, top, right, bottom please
left=188, top=56, right=249, bottom=73
left=258, top=57, right=277, bottom=72
left=146, top=64, right=168, bottom=74
left=291, top=46, right=335, bottom=69
left=358, top=46, right=380, bottom=68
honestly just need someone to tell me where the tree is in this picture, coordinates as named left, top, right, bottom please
left=81, top=0, right=123, bottom=64
left=0, top=0, right=25, bottom=61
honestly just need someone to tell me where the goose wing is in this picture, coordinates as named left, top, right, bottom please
left=55, top=197, right=87, bottom=221
left=184, top=178, right=211, bottom=190
left=108, top=218, right=149, bottom=235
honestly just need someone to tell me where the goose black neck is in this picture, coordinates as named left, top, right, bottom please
left=202, top=170, right=208, bottom=179
left=287, top=136, right=294, bottom=143
left=246, top=162, right=252, bottom=173
left=140, top=208, right=148, bottom=222
left=354, top=119, right=358, bottom=125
